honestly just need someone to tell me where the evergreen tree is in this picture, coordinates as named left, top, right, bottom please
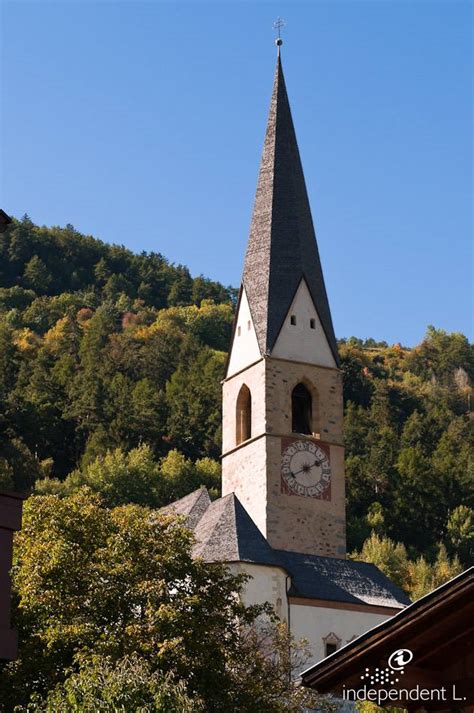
left=446, top=505, right=474, bottom=565
left=23, top=256, right=52, bottom=293
left=165, top=348, right=224, bottom=459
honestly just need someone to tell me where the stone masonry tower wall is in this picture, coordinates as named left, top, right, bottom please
left=222, top=355, right=346, bottom=558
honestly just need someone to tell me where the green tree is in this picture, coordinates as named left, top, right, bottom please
left=339, top=344, right=373, bottom=407
left=407, top=544, right=462, bottom=600
left=103, top=273, right=134, bottom=301
left=351, top=532, right=409, bottom=590
left=0, top=319, right=18, bottom=401
left=167, top=267, right=193, bottom=306
left=166, top=347, right=224, bottom=459
left=392, top=444, right=440, bottom=550
left=2, top=491, right=327, bottom=712
left=431, top=417, right=473, bottom=512
left=354, top=534, right=463, bottom=601
left=159, top=449, right=220, bottom=503
left=406, top=326, right=474, bottom=383
left=23, top=256, right=52, bottom=293
left=130, top=378, right=167, bottom=447
left=67, top=304, right=119, bottom=437
left=50, top=446, right=221, bottom=508
left=446, top=505, right=474, bottom=565
left=62, top=445, right=161, bottom=506
left=27, top=655, right=201, bottom=712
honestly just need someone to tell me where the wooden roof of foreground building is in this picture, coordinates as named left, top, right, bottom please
left=240, top=53, right=339, bottom=365
left=160, top=488, right=410, bottom=611
left=0, top=209, right=12, bottom=233
left=300, top=567, right=474, bottom=711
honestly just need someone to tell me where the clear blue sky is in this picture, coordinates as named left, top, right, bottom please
left=1, top=1, right=472, bottom=345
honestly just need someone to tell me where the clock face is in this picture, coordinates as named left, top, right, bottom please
left=281, top=439, right=331, bottom=499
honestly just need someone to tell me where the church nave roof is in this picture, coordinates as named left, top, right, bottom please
left=160, top=488, right=411, bottom=610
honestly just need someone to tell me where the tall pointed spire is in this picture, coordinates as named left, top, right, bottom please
left=242, top=52, right=339, bottom=365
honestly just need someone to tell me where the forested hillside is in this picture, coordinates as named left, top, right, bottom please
left=1, top=216, right=473, bottom=581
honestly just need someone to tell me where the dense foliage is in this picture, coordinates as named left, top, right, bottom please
left=340, top=333, right=473, bottom=569
left=0, top=216, right=471, bottom=709
left=0, top=216, right=233, bottom=489
left=0, top=490, right=332, bottom=712
left=0, top=217, right=472, bottom=572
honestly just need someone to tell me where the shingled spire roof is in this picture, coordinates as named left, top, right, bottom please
left=242, top=53, right=339, bottom=365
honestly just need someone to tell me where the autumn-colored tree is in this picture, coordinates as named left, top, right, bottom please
left=2, top=491, right=330, bottom=712
left=0, top=216, right=472, bottom=570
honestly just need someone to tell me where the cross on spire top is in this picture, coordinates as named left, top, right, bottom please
left=273, top=17, right=285, bottom=50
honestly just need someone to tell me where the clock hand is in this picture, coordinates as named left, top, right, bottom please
left=291, top=468, right=305, bottom=477
left=291, top=461, right=320, bottom=477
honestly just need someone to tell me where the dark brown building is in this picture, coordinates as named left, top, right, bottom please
left=0, top=209, right=12, bottom=233
left=301, top=567, right=474, bottom=712
left=0, top=492, right=23, bottom=660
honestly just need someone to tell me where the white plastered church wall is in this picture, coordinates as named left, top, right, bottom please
left=290, top=602, right=390, bottom=668
left=271, top=278, right=336, bottom=368
left=228, top=562, right=289, bottom=623
left=230, top=562, right=393, bottom=669
left=227, top=288, right=261, bottom=377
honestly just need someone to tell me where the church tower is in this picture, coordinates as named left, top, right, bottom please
left=222, top=50, right=346, bottom=559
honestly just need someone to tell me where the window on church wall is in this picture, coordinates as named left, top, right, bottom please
left=236, top=384, right=252, bottom=445
left=323, top=632, right=342, bottom=658
left=292, top=383, right=312, bottom=435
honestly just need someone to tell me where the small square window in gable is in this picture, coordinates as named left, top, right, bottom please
left=290, top=315, right=297, bottom=326
left=310, top=318, right=316, bottom=329
left=247, top=320, right=251, bottom=330
left=237, top=326, right=241, bottom=336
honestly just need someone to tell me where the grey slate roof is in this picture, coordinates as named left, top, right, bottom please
left=160, top=488, right=410, bottom=610
left=192, top=493, right=279, bottom=565
left=160, top=487, right=211, bottom=530
left=241, top=54, right=339, bottom=365
left=276, top=551, right=411, bottom=608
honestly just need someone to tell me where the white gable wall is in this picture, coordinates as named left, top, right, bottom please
left=272, top=279, right=336, bottom=368
left=227, top=288, right=261, bottom=377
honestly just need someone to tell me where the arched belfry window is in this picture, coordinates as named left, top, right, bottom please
left=292, top=383, right=312, bottom=435
left=236, top=384, right=252, bottom=445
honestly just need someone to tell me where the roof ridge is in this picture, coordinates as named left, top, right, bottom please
left=159, top=487, right=211, bottom=530
left=192, top=493, right=240, bottom=562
